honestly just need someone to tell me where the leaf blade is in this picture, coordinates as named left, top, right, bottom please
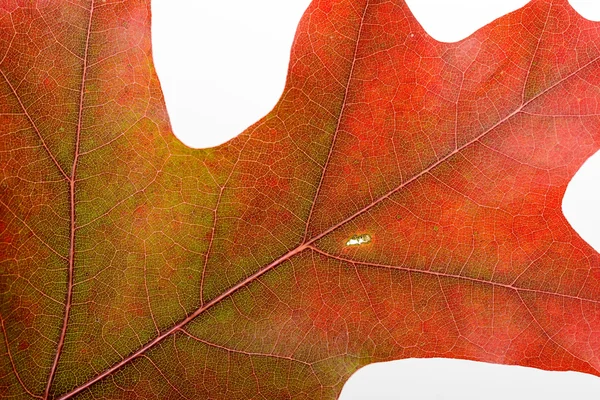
left=2, top=0, right=600, bottom=399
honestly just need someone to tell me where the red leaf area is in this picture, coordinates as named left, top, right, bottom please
left=2, top=0, right=600, bottom=398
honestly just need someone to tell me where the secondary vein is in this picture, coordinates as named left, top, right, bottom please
left=44, top=1, right=95, bottom=398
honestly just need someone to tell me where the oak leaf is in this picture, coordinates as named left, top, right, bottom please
left=2, top=0, right=600, bottom=399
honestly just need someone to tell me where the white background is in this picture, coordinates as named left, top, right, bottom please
left=151, top=0, right=600, bottom=398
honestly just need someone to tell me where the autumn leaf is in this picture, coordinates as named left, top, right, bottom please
left=2, top=0, right=600, bottom=399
